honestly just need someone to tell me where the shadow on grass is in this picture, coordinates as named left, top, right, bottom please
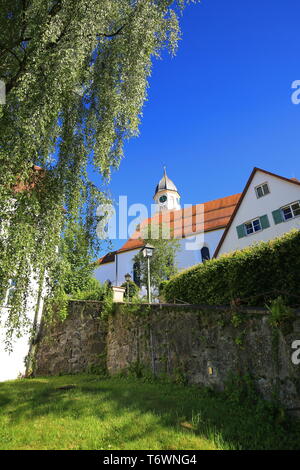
left=0, top=375, right=299, bottom=450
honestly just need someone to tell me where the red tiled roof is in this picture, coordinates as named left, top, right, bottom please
left=118, top=238, right=145, bottom=253
left=96, top=251, right=117, bottom=265
left=97, top=193, right=241, bottom=265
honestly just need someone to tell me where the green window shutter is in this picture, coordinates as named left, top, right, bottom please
left=260, top=214, right=270, bottom=230
left=236, top=224, right=246, bottom=239
left=272, top=209, right=284, bottom=225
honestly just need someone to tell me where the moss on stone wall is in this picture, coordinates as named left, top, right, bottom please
left=34, top=301, right=300, bottom=414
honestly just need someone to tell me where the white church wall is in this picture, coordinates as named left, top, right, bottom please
left=94, top=249, right=141, bottom=287
left=176, top=229, right=225, bottom=270
left=94, top=261, right=117, bottom=286
left=115, top=249, right=140, bottom=286
left=218, top=171, right=300, bottom=256
left=94, top=229, right=225, bottom=288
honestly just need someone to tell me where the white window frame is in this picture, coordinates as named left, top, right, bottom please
left=255, top=182, right=270, bottom=199
left=244, top=217, right=262, bottom=236
left=281, top=201, right=300, bottom=221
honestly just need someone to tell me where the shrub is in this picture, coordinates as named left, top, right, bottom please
left=164, top=229, right=300, bottom=307
left=159, top=280, right=168, bottom=294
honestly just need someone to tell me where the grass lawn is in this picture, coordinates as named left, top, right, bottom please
left=0, top=374, right=299, bottom=450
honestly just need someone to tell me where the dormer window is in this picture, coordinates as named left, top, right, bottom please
left=255, top=183, right=270, bottom=199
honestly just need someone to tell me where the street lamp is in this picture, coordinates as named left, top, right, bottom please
left=124, top=273, right=131, bottom=301
left=141, top=244, right=155, bottom=303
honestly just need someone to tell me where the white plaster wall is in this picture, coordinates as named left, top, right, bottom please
left=94, top=261, right=117, bottom=285
left=0, top=201, right=48, bottom=381
left=0, top=318, right=30, bottom=381
left=115, top=249, right=141, bottom=286
left=218, top=171, right=300, bottom=256
left=94, top=249, right=141, bottom=287
left=176, top=229, right=224, bottom=270
left=0, top=274, right=45, bottom=382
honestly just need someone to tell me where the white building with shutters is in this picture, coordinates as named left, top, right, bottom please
left=214, top=168, right=300, bottom=257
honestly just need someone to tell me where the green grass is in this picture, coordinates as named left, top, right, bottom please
left=0, top=374, right=299, bottom=450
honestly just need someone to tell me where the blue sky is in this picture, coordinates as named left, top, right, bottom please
left=98, top=0, right=300, bottom=254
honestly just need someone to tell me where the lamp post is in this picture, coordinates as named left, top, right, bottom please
left=141, top=244, right=155, bottom=303
left=124, top=272, right=131, bottom=302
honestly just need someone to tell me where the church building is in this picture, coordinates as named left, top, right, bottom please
left=94, top=167, right=300, bottom=289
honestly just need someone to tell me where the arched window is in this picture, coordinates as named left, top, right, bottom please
left=133, top=261, right=141, bottom=287
left=201, top=246, right=210, bottom=263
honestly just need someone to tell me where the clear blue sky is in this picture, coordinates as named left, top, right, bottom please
left=98, top=0, right=300, bottom=254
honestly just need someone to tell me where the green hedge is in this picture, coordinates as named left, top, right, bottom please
left=164, top=229, right=300, bottom=307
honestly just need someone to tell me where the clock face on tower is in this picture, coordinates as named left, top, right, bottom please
left=159, top=195, right=167, bottom=203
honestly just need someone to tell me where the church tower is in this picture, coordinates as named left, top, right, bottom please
left=153, top=167, right=181, bottom=212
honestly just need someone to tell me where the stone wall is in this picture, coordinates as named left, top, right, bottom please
left=35, top=301, right=107, bottom=376
left=35, top=301, right=300, bottom=413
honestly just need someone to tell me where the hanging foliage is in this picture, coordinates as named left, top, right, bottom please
left=0, top=0, right=197, bottom=343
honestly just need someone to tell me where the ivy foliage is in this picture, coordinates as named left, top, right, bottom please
left=164, top=229, right=300, bottom=307
left=0, top=0, right=197, bottom=342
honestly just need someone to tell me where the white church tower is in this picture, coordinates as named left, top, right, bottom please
left=154, top=167, right=181, bottom=212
